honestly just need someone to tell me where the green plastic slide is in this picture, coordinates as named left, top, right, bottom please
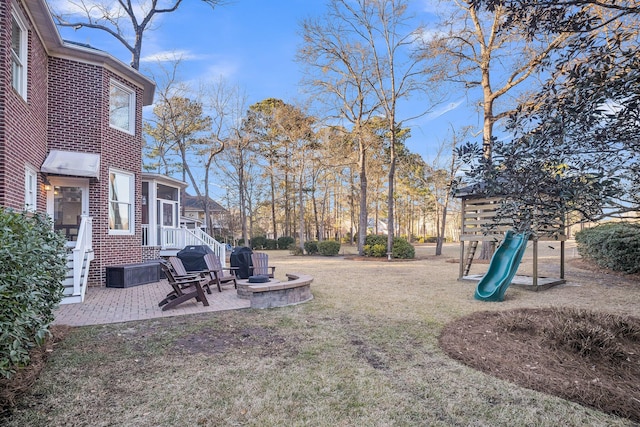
left=474, top=230, right=529, bottom=302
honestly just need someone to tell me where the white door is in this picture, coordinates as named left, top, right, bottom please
left=47, top=177, right=89, bottom=244
left=157, top=200, right=178, bottom=247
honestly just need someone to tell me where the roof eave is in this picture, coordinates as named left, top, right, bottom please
left=24, top=0, right=155, bottom=105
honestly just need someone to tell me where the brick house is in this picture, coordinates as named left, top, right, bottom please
left=1, top=0, right=225, bottom=303
left=181, top=193, right=228, bottom=233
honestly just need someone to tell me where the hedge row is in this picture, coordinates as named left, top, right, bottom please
left=575, top=222, right=640, bottom=274
left=0, top=209, right=67, bottom=379
left=302, top=240, right=341, bottom=256
left=249, top=236, right=295, bottom=250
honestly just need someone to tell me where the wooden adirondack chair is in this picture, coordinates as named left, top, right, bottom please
left=203, top=253, right=237, bottom=292
left=251, top=252, right=275, bottom=278
left=158, top=262, right=209, bottom=311
left=169, top=256, right=212, bottom=294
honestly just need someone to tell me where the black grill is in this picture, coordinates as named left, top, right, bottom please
left=176, top=245, right=214, bottom=272
left=230, top=246, right=253, bottom=279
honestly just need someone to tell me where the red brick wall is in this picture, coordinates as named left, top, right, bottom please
left=0, top=1, right=7, bottom=202
left=93, top=72, right=144, bottom=284
left=48, top=59, right=145, bottom=285
left=1, top=1, right=148, bottom=287
left=0, top=1, right=49, bottom=210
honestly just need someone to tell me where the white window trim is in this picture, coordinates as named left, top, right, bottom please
left=108, top=169, right=135, bottom=235
left=109, top=80, right=136, bottom=135
left=24, top=166, right=37, bottom=212
left=11, top=5, right=28, bottom=100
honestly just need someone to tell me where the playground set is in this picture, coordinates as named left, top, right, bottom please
left=457, top=195, right=567, bottom=301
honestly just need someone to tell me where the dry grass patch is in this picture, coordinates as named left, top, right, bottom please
left=2, top=244, right=639, bottom=426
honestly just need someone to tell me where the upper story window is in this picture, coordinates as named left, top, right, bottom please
left=109, top=80, right=136, bottom=134
left=109, top=169, right=135, bottom=234
left=24, top=166, right=37, bottom=211
left=11, top=7, right=28, bottom=100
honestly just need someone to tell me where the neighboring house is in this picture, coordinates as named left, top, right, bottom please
left=181, top=193, right=227, bottom=233
left=0, top=0, right=223, bottom=303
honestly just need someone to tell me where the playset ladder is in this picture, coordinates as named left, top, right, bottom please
left=463, top=241, right=478, bottom=276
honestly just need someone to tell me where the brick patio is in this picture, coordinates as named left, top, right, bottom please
left=53, top=280, right=250, bottom=327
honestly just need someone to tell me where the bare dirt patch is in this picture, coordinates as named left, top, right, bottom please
left=173, top=326, right=291, bottom=357
left=439, top=307, right=640, bottom=423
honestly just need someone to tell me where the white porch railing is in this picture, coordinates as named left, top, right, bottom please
left=142, top=225, right=227, bottom=266
left=71, top=215, right=94, bottom=301
left=183, top=228, right=227, bottom=265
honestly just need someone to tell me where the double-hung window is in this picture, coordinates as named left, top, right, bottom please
left=108, top=169, right=134, bottom=234
left=11, top=7, right=28, bottom=99
left=24, top=167, right=37, bottom=211
left=109, top=80, right=136, bottom=134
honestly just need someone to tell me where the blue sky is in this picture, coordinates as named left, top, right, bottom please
left=51, top=0, right=483, bottom=178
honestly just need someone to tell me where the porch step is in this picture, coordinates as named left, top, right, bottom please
left=59, top=250, right=91, bottom=304
left=59, top=294, right=83, bottom=305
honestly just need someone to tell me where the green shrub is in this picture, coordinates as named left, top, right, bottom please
left=392, top=237, right=415, bottom=259
left=362, top=235, right=415, bottom=259
left=265, top=239, right=278, bottom=250
left=250, top=236, right=267, bottom=250
left=318, top=240, right=341, bottom=256
left=277, top=236, right=295, bottom=250
left=364, top=243, right=387, bottom=257
left=363, top=235, right=387, bottom=257
left=304, top=240, right=318, bottom=255
left=365, top=234, right=387, bottom=247
left=575, top=222, right=640, bottom=274
left=0, top=209, right=67, bottom=379
left=289, top=245, right=304, bottom=256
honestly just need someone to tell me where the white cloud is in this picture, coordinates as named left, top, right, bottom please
left=419, top=0, right=459, bottom=17
left=425, top=98, right=465, bottom=121
left=417, top=27, right=447, bottom=43
left=140, top=50, right=207, bottom=63
left=198, top=61, right=240, bottom=82
left=419, top=0, right=442, bottom=15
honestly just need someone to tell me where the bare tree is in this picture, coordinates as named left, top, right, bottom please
left=299, top=0, right=382, bottom=255
left=215, top=130, right=255, bottom=245
left=145, top=95, right=211, bottom=196
left=50, top=0, right=223, bottom=69
left=300, top=0, right=435, bottom=256
left=199, top=79, right=247, bottom=233
left=426, top=0, right=570, bottom=160
left=424, top=0, right=571, bottom=258
left=430, top=126, right=469, bottom=255
left=348, top=0, right=431, bottom=259
left=143, top=58, right=189, bottom=174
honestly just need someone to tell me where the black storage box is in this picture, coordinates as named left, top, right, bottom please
left=106, top=262, right=162, bottom=288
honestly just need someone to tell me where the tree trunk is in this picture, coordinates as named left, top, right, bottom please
left=270, top=171, right=277, bottom=240
left=350, top=169, right=356, bottom=246
left=386, top=131, right=397, bottom=261
left=298, top=174, right=305, bottom=250
left=357, top=134, right=367, bottom=256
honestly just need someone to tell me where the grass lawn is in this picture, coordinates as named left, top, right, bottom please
left=2, top=243, right=638, bottom=426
